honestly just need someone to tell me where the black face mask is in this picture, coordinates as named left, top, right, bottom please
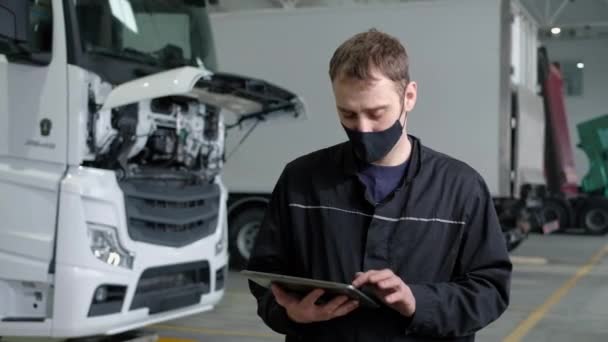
left=343, top=109, right=406, bottom=163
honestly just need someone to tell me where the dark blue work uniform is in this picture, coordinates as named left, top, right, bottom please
left=247, top=135, right=512, bottom=341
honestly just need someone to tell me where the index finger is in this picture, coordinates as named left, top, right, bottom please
left=352, top=270, right=378, bottom=287
left=368, top=269, right=396, bottom=284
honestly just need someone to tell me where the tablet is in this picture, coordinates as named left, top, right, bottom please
left=241, top=270, right=380, bottom=309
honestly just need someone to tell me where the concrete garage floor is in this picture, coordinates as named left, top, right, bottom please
left=4, top=233, right=606, bottom=342
left=145, top=233, right=608, bottom=342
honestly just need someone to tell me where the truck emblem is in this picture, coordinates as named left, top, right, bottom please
left=40, top=118, right=52, bottom=137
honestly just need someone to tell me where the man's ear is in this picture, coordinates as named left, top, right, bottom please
left=404, top=81, right=417, bottom=112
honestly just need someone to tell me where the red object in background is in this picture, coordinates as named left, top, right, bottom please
left=543, top=62, right=579, bottom=196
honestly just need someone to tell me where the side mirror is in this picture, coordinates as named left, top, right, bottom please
left=0, top=0, right=30, bottom=42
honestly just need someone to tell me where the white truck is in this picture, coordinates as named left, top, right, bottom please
left=0, top=0, right=303, bottom=338
left=209, top=0, right=547, bottom=267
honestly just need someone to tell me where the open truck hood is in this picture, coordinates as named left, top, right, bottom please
left=101, top=66, right=306, bottom=124
left=101, top=66, right=210, bottom=111
left=193, top=72, right=306, bottom=126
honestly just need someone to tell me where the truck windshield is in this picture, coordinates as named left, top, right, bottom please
left=73, top=0, right=216, bottom=70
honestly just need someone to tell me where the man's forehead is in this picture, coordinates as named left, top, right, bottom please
left=334, top=68, right=386, bottom=86
left=334, top=75, right=394, bottom=94
left=334, top=89, right=395, bottom=112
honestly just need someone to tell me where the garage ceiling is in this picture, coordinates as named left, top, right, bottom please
left=211, top=0, right=608, bottom=40
left=519, top=0, right=608, bottom=40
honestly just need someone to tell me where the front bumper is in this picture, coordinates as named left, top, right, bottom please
left=50, top=257, right=227, bottom=338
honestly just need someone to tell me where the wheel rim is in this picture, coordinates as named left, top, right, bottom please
left=237, top=222, right=260, bottom=260
left=585, top=209, right=608, bottom=233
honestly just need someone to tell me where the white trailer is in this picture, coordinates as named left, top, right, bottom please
left=0, top=0, right=303, bottom=338
left=209, top=0, right=546, bottom=267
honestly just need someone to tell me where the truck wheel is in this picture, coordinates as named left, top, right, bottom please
left=539, top=198, right=571, bottom=233
left=229, top=207, right=264, bottom=269
left=580, top=199, right=608, bottom=235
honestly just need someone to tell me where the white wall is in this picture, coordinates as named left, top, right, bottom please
left=542, top=38, right=608, bottom=179
left=211, top=0, right=514, bottom=196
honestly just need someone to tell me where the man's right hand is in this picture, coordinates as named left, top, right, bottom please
left=271, top=284, right=359, bottom=323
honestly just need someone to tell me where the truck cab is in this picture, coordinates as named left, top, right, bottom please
left=0, top=0, right=303, bottom=338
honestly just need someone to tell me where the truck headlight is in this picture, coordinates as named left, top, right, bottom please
left=88, top=223, right=135, bottom=269
left=215, top=220, right=227, bottom=256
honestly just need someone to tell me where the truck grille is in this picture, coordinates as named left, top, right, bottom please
left=119, top=179, right=221, bottom=247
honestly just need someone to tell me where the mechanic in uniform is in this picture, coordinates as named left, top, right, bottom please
left=246, top=28, right=512, bottom=342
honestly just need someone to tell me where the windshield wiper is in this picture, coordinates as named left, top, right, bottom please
left=0, top=37, right=50, bottom=65
left=122, top=47, right=159, bottom=64
left=154, top=44, right=191, bottom=68
left=87, top=47, right=159, bottom=66
left=1, top=36, right=30, bottom=55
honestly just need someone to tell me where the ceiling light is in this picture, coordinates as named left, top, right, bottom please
left=551, top=27, right=561, bottom=35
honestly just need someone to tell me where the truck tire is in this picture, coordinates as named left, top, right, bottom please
left=229, top=207, right=264, bottom=269
left=539, top=198, right=572, bottom=233
left=579, top=198, right=608, bottom=235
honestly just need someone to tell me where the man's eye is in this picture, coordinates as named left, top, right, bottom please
left=370, top=111, right=385, bottom=120
left=341, top=111, right=356, bottom=119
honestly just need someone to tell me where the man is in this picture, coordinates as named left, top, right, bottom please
left=247, top=29, right=512, bottom=341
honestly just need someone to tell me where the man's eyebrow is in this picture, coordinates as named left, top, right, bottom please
left=337, top=106, right=355, bottom=113
left=337, top=105, right=389, bottom=113
left=365, top=105, right=389, bottom=112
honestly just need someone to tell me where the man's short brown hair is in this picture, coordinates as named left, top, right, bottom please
left=329, top=28, right=410, bottom=95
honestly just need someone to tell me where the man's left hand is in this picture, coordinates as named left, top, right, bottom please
left=352, top=269, right=416, bottom=317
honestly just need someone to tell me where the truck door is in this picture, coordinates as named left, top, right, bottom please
left=0, top=0, right=69, bottom=286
